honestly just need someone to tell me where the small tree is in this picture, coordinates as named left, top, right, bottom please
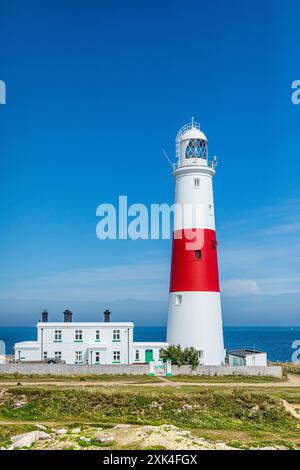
left=160, top=345, right=199, bottom=370
left=182, top=347, right=199, bottom=370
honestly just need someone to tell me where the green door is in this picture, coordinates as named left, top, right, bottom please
left=145, top=349, right=153, bottom=363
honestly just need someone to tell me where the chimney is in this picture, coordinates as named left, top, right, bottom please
left=64, top=309, right=73, bottom=322
left=104, top=309, right=111, bottom=322
left=41, top=309, right=48, bottom=323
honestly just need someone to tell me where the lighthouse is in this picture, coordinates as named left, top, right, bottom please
left=166, top=119, right=224, bottom=365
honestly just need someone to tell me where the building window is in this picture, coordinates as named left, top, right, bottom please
left=75, top=351, right=83, bottom=363
left=95, top=330, right=100, bottom=341
left=95, top=352, right=100, bottom=364
left=194, top=178, right=200, bottom=188
left=54, top=351, right=62, bottom=360
left=135, top=350, right=140, bottom=361
left=75, top=330, right=82, bottom=341
left=185, top=139, right=208, bottom=159
left=113, top=330, right=120, bottom=341
left=195, top=250, right=201, bottom=259
left=54, top=330, right=62, bottom=341
left=113, top=351, right=120, bottom=362
left=198, top=350, right=204, bottom=363
left=175, top=294, right=182, bottom=305
left=211, top=240, right=217, bottom=250
left=43, top=351, right=48, bottom=360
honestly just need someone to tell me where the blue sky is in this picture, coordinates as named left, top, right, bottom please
left=0, top=0, right=300, bottom=326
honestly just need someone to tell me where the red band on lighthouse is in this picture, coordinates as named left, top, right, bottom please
left=169, top=228, right=220, bottom=293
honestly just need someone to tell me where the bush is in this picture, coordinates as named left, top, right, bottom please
left=160, top=345, right=199, bottom=370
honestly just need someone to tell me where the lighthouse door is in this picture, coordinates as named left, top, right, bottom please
left=145, top=349, right=153, bottom=363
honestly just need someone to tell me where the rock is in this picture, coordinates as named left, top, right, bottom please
left=35, top=424, right=47, bottom=431
left=113, top=424, right=131, bottom=430
left=214, top=442, right=235, bottom=450
left=95, top=434, right=114, bottom=444
left=11, top=431, right=51, bottom=449
left=249, top=404, right=260, bottom=416
left=79, top=436, right=91, bottom=443
left=71, top=427, right=81, bottom=434
left=12, top=401, right=27, bottom=409
left=182, top=404, right=193, bottom=411
left=55, top=428, right=68, bottom=436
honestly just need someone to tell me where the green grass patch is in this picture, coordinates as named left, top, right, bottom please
left=0, top=373, right=160, bottom=383
left=166, top=375, right=284, bottom=383
left=0, top=386, right=296, bottom=435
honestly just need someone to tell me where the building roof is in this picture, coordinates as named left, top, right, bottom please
left=14, top=341, right=39, bottom=349
left=37, top=322, right=134, bottom=327
left=228, top=349, right=264, bottom=358
left=133, top=342, right=169, bottom=347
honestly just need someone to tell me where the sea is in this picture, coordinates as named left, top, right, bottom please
left=0, top=326, right=299, bottom=362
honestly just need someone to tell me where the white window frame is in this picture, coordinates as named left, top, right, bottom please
left=75, top=330, right=82, bottom=341
left=43, top=351, right=48, bottom=360
left=54, top=351, right=62, bottom=360
left=95, top=330, right=100, bottom=341
left=75, top=351, right=83, bottom=363
left=95, top=352, right=100, bottom=363
left=54, top=330, right=62, bottom=341
left=135, top=350, right=140, bottom=361
left=175, top=294, right=183, bottom=305
left=194, top=178, right=200, bottom=188
left=113, top=330, right=120, bottom=341
left=113, top=351, right=120, bottom=362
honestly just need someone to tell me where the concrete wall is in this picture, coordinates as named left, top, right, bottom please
left=0, top=363, right=282, bottom=378
left=172, top=365, right=282, bottom=378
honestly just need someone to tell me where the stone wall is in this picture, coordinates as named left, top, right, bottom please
left=0, top=363, right=282, bottom=378
left=172, top=365, right=283, bottom=378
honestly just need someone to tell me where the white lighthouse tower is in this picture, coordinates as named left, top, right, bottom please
left=166, top=119, right=224, bottom=365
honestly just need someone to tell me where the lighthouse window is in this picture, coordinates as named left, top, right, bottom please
left=175, top=294, right=182, bottom=305
left=185, top=139, right=207, bottom=159
left=195, top=250, right=201, bottom=259
left=209, top=204, right=213, bottom=215
left=194, top=178, right=200, bottom=187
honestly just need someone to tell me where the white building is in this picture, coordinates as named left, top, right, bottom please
left=228, top=349, right=267, bottom=367
left=14, top=309, right=167, bottom=365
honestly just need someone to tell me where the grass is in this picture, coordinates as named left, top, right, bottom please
left=0, top=386, right=295, bottom=432
left=280, top=363, right=300, bottom=376
left=0, top=373, right=160, bottom=383
left=0, top=383, right=299, bottom=449
left=166, top=375, right=284, bottom=383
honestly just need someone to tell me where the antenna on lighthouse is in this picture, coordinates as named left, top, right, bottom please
left=162, top=148, right=175, bottom=170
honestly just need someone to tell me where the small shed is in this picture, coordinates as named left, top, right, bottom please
left=228, top=349, right=267, bottom=367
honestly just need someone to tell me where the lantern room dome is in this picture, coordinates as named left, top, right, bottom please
left=176, top=119, right=208, bottom=162
left=179, top=126, right=207, bottom=143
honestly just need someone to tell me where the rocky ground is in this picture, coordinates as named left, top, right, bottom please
left=0, top=423, right=289, bottom=451
left=0, top=376, right=300, bottom=450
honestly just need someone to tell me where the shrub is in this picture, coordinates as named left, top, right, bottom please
left=160, top=345, right=199, bottom=370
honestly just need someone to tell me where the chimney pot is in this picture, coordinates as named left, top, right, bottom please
left=104, top=309, right=111, bottom=322
left=41, top=309, right=48, bottom=323
left=64, top=309, right=73, bottom=322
